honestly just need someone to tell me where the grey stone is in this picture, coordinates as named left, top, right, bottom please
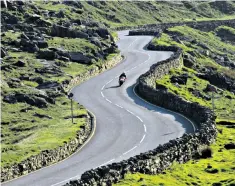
left=37, top=50, right=58, bottom=60
left=1, top=47, right=8, bottom=58
left=69, top=52, right=92, bottom=64
left=224, top=143, right=235, bottom=150
left=14, top=60, right=26, bottom=67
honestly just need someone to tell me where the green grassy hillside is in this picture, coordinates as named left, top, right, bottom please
left=115, top=25, right=235, bottom=186
left=1, top=0, right=235, bottom=169
left=34, top=1, right=235, bottom=28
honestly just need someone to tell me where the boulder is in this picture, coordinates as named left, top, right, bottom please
left=7, top=78, right=22, bottom=88
left=36, top=19, right=52, bottom=27
left=35, top=66, right=64, bottom=76
left=51, top=24, right=68, bottom=37
left=37, top=41, right=48, bottom=48
left=13, top=60, right=26, bottom=67
left=49, top=48, right=71, bottom=60
left=20, top=39, right=39, bottom=53
left=183, top=53, right=195, bottom=68
left=36, top=81, right=62, bottom=91
left=96, top=28, right=109, bottom=39
left=33, top=113, right=52, bottom=119
left=3, top=94, right=17, bottom=104
left=30, top=76, right=44, bottom=84
left=1, top=47, right=8, bottom=58
left=37, top=50, right=58, bottom=60
left=27, top=14, right=41, bottom=22
left=21, top=33, right=30, bottom=40
left=56, top=9, right=65, bottom=18
left=62, top=1, right=83, bottom=9
left=224, top=143, right=235, bottom=150
left=170, top=74, right=188, bottom=85
left=3, top=93, right=48, bottom=108
left=203, top=84, right=217, bottom=93
left=3, top=13, right=19, bottom=24
left=69, top=52, right=92, bottom=64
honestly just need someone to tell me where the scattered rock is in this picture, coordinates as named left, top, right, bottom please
left=1, top=47, right=8, bottom=58
left=170, top=74, right=188, bottom=85
left=13, top=60, right=26, bottom=67
left=56, top=9, right=65, bottom=18
left=138, top=178, right=144, bottom=182
left=30, top=76, right=44, bottom=84
left=69, top=52, right=92, bottom=64
left=20, top=107, right=34, bottom=113
left=35, top=66, right=63, bottom=76
left=225, top=95, right=232, bottom=99
left=96, top=27, right=110, bottom=39
left=3, top=93, right=49, bottom=108
left=36, top=81, right=63, bottom=91
left=21, top=33, right=30, bottom=40
left=200, top=147, right=213, bottom=159
left=224, top=143, right=235, bottom=150
left=205, top=168, right=219, bottom=174
left=212, top=183, right=222, bottom=186
left=37, top=50, right=58, bottom=60
left=183, top=53, right=195, bottom=68
left=37, top=41, right=48, bottom=48
left=33, top=113, right=52, bottom=119
left=203, top=84, right=217, bottom=93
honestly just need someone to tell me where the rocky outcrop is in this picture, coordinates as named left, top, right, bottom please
left=3, top=93, right=49, bottom=108
left=197, top=70, right=235, bottom=93
left=63, top=44, right=216, bottom=186
left=51, top=24, right=89, bottom=39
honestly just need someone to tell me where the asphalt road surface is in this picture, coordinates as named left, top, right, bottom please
left=3, top=31, right=196, bottom=186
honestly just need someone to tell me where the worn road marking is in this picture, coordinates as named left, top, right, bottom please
left=100, top=159, right=115, bottom=167
left=106, top=99, right=112, bottom=103
left=123, top=146, right=138, bottom=155
left=115, top=104, right=123, bottom=108
left=126, top=109, right=134, bottom=115
left=140, top=134, right=146, bottom=144
left=106, top=79, right=113, bottom=85
left=101, top=92, right=104, bottom=97
left=102, top=85, right=105, bottom=90
left=136, top=115, right=143, bottom=122
left=144, top=124, right=147, bottom=132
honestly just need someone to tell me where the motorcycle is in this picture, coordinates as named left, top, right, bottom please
left=119, top=76, right=126, bottom=86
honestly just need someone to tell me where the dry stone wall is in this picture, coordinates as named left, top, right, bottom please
left=64, top=42, right=217, bottom=186
left=127, top=19, right=235, bottom=35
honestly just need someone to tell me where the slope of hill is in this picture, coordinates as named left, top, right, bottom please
left=1, top=0, right=235, bottom=178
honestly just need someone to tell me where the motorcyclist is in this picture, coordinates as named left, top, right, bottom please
left=119, top=72, right=126, bottom=79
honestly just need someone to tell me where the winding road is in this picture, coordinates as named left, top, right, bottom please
left=3, top=30, right=195, bottom=186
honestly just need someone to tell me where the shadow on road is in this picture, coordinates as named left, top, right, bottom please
left=126, top=83, right=196, bottom=133
left=106, top=85, right=120, bottom=89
